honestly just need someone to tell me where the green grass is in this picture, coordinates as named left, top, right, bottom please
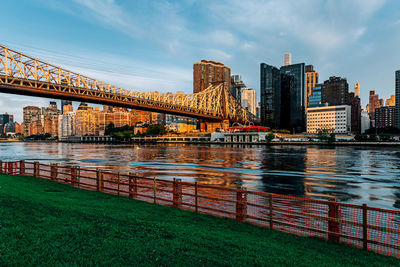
left=0, top=174, right=398, bottom=266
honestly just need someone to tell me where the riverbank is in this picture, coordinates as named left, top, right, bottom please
left=0, top=174, right=397, bottom=266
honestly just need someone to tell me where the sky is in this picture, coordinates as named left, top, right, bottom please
left=0, top=0, right=399, bottom=122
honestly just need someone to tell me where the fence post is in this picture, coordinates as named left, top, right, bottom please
left=34, top=162, right=39, bottom=178
left=128, top=172, right=137, bottom=199
left=236, top=187, right=247, bottom=222
left=0, top=160, right=2, bottom=174
left=9, top=162, right=12, bottom=175
left=269, top=194, right=273, bottom=229
left=96, top=169, right=102, bottom=192
left=77, top=166, right=80, bottom=187
left=362, top=204, right=368, bottom=250
left=195, top=182, right=198, bottom=212
left=328, top=198, right=340, bottom=242
left=173, top=178, right=182, bottom=208
left=50, top=164, right=57, bottom=180
left=70, top=166, right=75, bottom=185
left=117, top=172, right=120, bottom=195
left=153, top=177, right=157, bottom=204
left=20, top=160, right=25, bottom=175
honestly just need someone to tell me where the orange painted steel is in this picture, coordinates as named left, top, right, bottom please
left=2, top=160, right=400, bottom=258
left=0, top=45, right=258, bottom=124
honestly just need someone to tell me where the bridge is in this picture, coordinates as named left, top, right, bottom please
left=0, top=45, right=258, bottom=124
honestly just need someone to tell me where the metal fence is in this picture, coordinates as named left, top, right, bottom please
left=1, top=160, right=399, bottom=258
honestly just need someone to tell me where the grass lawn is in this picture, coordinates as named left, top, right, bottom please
left=0, top=174, right=398, bottom=266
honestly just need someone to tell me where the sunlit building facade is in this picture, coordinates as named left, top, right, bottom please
left=306, top=105, right=351, bottom=134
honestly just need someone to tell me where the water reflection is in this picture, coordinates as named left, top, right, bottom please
left=1, top=142, right=400, bottom=209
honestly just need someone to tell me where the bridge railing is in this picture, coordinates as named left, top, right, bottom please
left=2, top=160, right=397, bottom=257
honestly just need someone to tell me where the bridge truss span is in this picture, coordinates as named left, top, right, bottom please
left=0, top=45, right=258, bottom=123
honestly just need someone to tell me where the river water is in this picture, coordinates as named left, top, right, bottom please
left=1, top=142, right=400, bottom=210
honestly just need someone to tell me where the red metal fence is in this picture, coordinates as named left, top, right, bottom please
left=1, top=160, right=399, bottom=258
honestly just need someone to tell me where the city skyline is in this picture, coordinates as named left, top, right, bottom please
left=0, top=0, right=400, bottom=122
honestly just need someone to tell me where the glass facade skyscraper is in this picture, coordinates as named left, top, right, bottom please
left=260, top=63, right=281, bottom=128
left=260, top=62, right=305, bottom=132
left=280, top=63, right=305, bottom=132
left=308, top=85, right=323, bottom=108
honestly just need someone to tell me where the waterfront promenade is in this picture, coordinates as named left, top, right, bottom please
left=2, top=160, right=400, bottom=258
left=0, top=173, right=397, bottom=266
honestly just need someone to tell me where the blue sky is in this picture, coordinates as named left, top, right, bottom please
left=0, top=0, right=399, bottom=122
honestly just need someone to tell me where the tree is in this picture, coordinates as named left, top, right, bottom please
left=265, top=132, right=275, bottom=143
left=144, top=124, right=167, bottom=136
left=105, top=122, right=115, bottom=135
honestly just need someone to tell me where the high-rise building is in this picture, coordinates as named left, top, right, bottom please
left=0, top=113, right=13, bottom=135
left=321, top=76, right=349, bottom=106
left=396, top=70, right=400, bottom=128
left=306, top=105, right=351, bottom=134
left=354, top=82, right=360, bottom=98
left=361, top=110, right=370, bottom=133
left=58, top=112, right=75, bottom=139
left=241, top=88, right=257, bottom=115
left=305, top=65, right=319, bottom=109
left=368, top=90, right=383, bottom=120
left=349, top=92, right=361, bottom=134
left=230, top=75, right=245, bottom=103
left=308, top=84, right=323, bottom=108
left=283, top=53, right=291, bottom=66
left=386, top=95, right=395, bottom=106
left=260, top=63, right=281, bottom=128
left=193, top=60, right=231, bottom=93
left=280, top=63, right=305, bottom=132
left=61, top=100, right=72, bottom=114
left=260, top=61, right=305, bottom=132
left=23, top=106, right=41, bottom=136
left=375, top=106, right=395, bottom=129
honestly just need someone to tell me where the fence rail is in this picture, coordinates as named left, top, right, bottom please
left=0, top=160, right=399, bottom=258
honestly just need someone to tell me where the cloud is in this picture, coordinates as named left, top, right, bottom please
left=206, top=0, right=386, bottom=55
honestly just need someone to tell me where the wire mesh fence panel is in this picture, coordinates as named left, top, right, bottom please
left=246, top=192, right=270, bottom=226
left=24, top=162, right=34, bottom=176
left=38, top=163, right=52, bottom=179
left=78, top=168, right=98, bottom=190
left=270, top=195, right=329, bottom=239
left=197, top=185, right=237, bottom=219
left=367, top=207, right=400, bottom=257
left=135, top=177, right=156, bottom=202
left=57, top=166, right=72, bottom=183
left=118, top=174, right=130, bottom=198
left=339, top=204, right=363, bottom=249
left=154, top=179, right=174, bottom=206
left=102, top=171, right=119, bottom=194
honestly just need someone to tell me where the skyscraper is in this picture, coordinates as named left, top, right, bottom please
left=283, top=53, right=291, bottom=66
left=305, top=65, right=319, bottom=110
left=368, top=90, right=383, bottom=120
left=308, top=84, right=323, bottom=108
left=321, top=76, right=349, bottom=106
left=61, top=100, right=72, bottom=114
left=23, top=106, right=41, bottom=136
left=260, top=61, right=305, bottom=132
left=396, top=70, right=400, bottom=128
left=280, top=63, right=305, bottom=132
left=354, top=82, right=360, bottom=98
left=349, top=92, right=361, bottom=134
left=260, top=63, right=281, bottom=128
left=230, top=75, right=245, bottom=103
left=241, top=88, right=257, bottom=115
left=193, top=60, right=231, bottom=93
left=386, top=95, right=395, bottom=106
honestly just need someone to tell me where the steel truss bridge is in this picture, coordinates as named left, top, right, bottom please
left=0, top=45, right=258, bottom=124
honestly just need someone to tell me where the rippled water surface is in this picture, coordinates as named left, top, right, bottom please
left=1, top=142, right=400, bottom=209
